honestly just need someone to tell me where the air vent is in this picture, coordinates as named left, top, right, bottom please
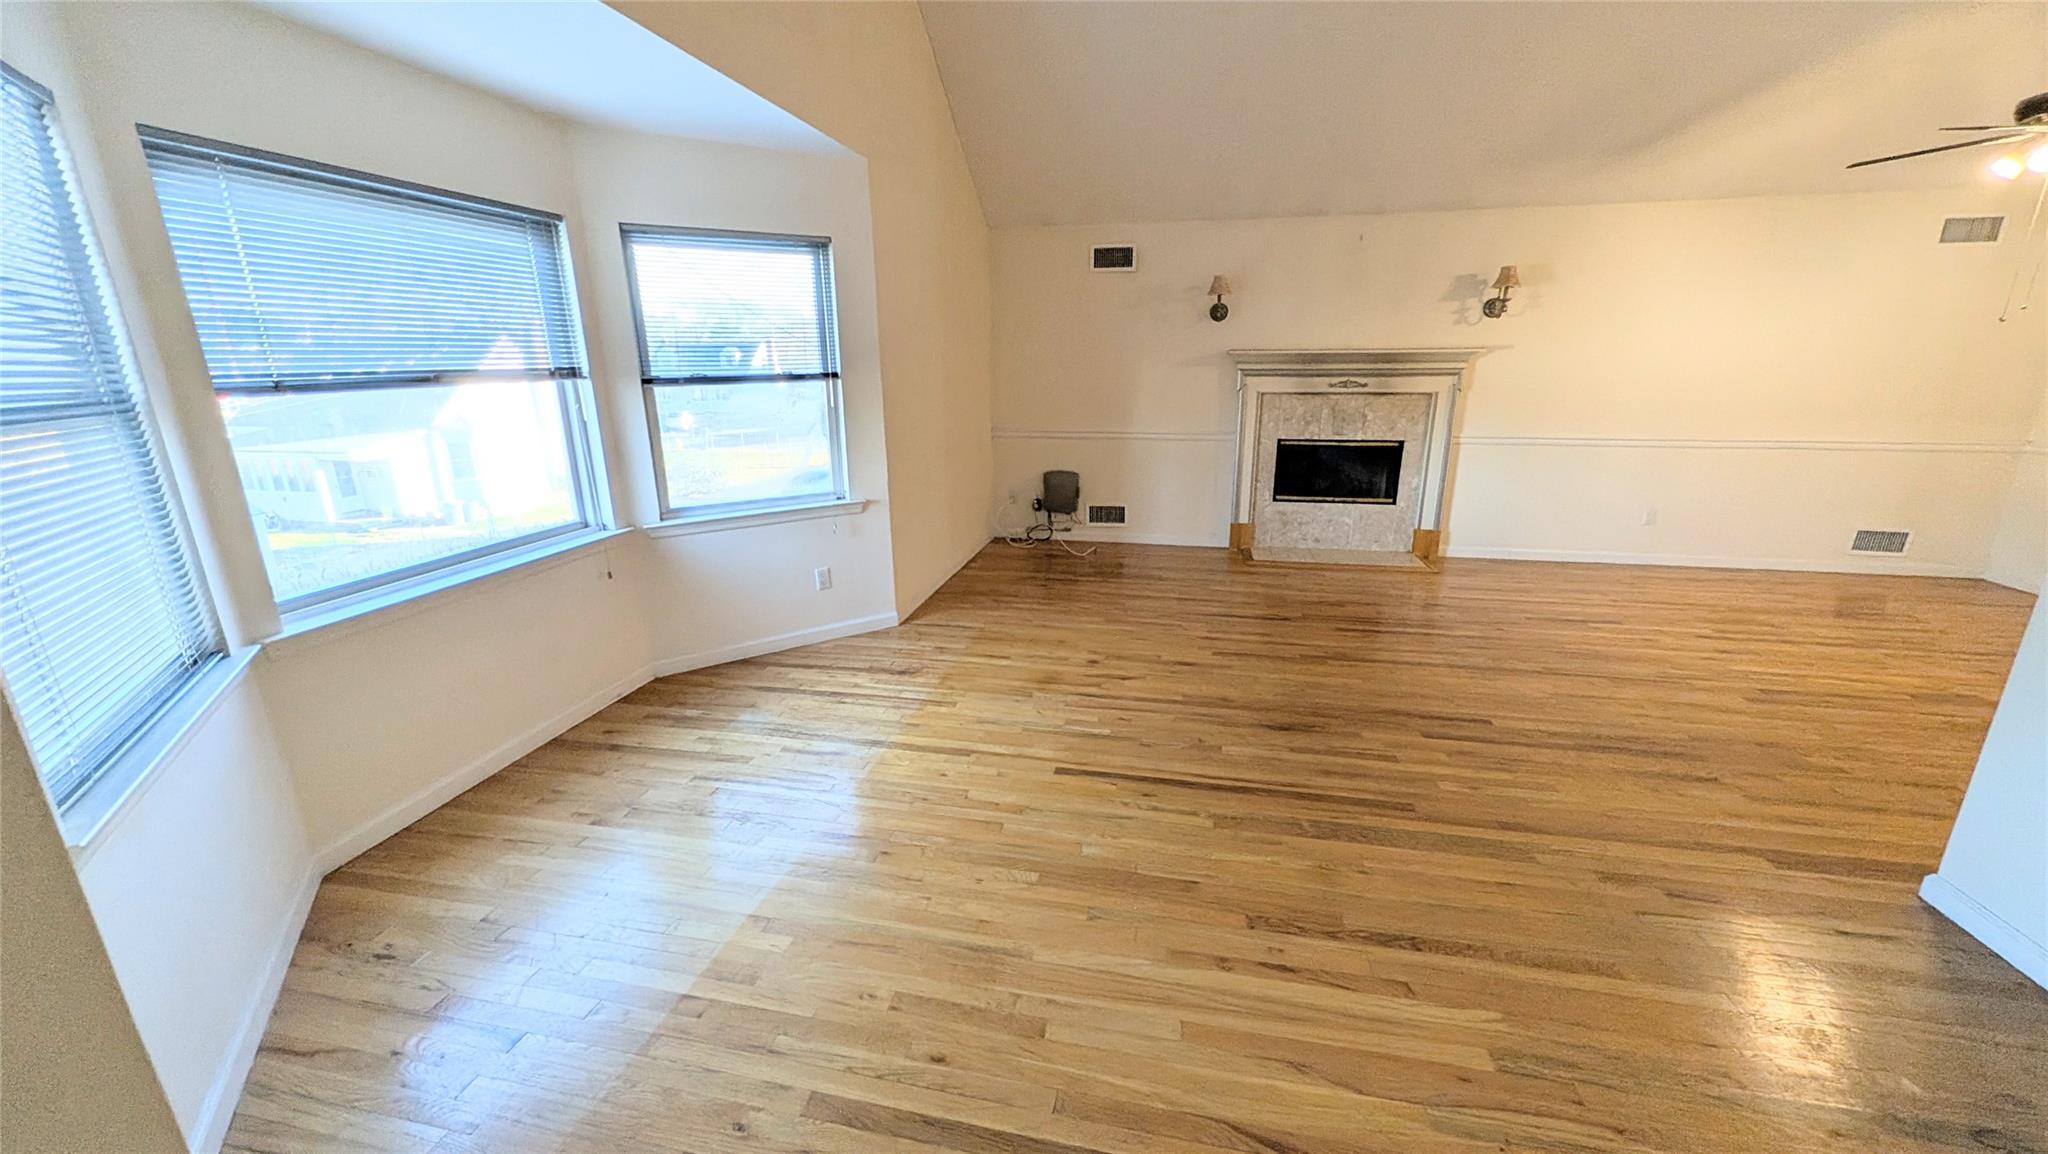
left=1850, top=529, right=1911, bottom=554
left=1090, top=244, right=1137, bottom=272
left=1939, top=216, right=2003, bottom=244
left=1086, top=504, right=1127, bottom=525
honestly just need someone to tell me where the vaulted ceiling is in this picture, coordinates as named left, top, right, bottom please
left=261, top=0, right=837, bottom=152
left=918, top=1, right=2048, bottom=227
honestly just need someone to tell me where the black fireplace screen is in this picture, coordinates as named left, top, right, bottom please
left=1271, top=439, right=1402, bottom=504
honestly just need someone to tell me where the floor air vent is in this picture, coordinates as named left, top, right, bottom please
left=1087, top=504, right=1127, bottom=525
left=1850, top=529, right=1911, bottom=554
left=1939, top=216, right=2003, bottom=244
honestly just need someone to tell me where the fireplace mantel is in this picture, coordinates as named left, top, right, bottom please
left=1229, top=348, right=1488, bottom=561
left=1228, top=347, right=1490, bottom=376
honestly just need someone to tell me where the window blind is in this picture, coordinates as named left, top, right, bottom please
left=139, top=127, right=584, bottom=391
left=622, top=227, right=837, bottom=383
left=0, top=66, right=222, bottom=808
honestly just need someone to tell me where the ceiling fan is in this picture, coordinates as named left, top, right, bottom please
left=1847, top=92, right=2048, bottom=175
left=1848, top=92, right=2048, bottom=323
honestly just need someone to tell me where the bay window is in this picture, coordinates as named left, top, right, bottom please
left=0, top=66, right=224, bottom=811
left=141, top=127, right=602, bottom=612
left=620, top=226, right=846, bottom=518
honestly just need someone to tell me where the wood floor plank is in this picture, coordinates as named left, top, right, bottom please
left=228, top=546, right=2045, bottom=1154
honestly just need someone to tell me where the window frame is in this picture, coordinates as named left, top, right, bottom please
left=618, top=223, right=849, bottom=521
left=137, top=127, right=610, bottom=618
left=0, top=63, right=227, bottom=821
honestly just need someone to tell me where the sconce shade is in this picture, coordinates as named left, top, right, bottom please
left=1207, top=275, right=1233, bottom=297
left=1490, top=265, right=1520, bottom=291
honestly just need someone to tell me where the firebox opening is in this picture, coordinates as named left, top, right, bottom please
left=1271, top=439, right=1402, bottom=504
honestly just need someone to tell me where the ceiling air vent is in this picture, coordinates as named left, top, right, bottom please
left=1938, top=216, right=2003, bottom=244
left=1850, top=529, right=1911, bottom=554
left=1091, top=244, right=1137, bottom=272
left=1086, top=504, right=1127, bottom=525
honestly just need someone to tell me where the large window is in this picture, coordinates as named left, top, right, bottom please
left=620, top=226, right=846, bottom=518
left=0, top=66, right=223, bottom=810
left=141, top=128, right=600, bottom=611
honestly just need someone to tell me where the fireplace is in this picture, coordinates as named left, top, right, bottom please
left=1271, top=439, right=1402, bottom=505
left=1229, top=348, right=1484, bottom=567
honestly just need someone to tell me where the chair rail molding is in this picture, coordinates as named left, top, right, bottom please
left=991, top=430, right=2031, bottom=455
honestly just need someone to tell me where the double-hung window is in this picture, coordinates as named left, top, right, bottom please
left=0, top=66, right=223, bottom=812
left=620, top=226, right=846, bottom=518
left=141, top=128, right=601, bottom=613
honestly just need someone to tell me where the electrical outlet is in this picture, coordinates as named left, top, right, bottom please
left=813, top=566, right=832, bottom=591
left=1640, top=505, right=1658, bottom=526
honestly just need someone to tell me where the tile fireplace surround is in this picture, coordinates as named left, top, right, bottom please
left=1230, top=348, right=1486, bottom=566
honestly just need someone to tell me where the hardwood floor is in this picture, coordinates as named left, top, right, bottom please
left=225, top=545, right=2045, bottom=1154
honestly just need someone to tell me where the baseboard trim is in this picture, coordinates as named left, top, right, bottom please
left=647, top=611, right=899, bottom=679
left=1442, top=544, right=1975, bottom=578
left=1982, top=568, right=2046, bottom=595
left=1920, top=873, right=2048, bottom=990
left=187, top=864, right=320, bottom=1154
left=214, top=609, right=902, bottom=1149
left=1017, top=538, right=1978, bottom=574
left=315, top=610, right=902, bottom=874
left=312, top=667, right=648, bottom=874
left=1454, top=435, right=2027, bottom=454
left=1055, top=529, right=1227, bottom=548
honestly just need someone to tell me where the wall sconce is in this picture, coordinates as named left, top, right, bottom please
left=1207, top=275, right=1232, bottom=322
left=1482, top=266, right=1519, bottom=319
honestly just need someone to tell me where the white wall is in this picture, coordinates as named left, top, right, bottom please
left=1985, top=383, right=2047, bottom=592
left=1, top=699, right=189, bottom=1154
left=615, top=1, right=997, bottom=615
left=26, top=2, right=910, bottom=853
left=566, top=126, right=900, bottom=666
left=1, top=3, right=906, bottom=1148
left=1923, top=589, right=2048, bottom=988
left=989, top=190, right=2044, bottom=577
left=72, top=675, right=314, bottom=1148
left=0, top=8, right=320, bottom=1150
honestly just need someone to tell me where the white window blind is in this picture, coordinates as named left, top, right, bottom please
left=0, top=65, right=222, bottom=809
left=139, top=128, right=599, bottom=612
left=620, top=227, right=847, bottom=518
left=139, top=126, right=585, bottom=391
left=622, top=227, right=838, bottom=383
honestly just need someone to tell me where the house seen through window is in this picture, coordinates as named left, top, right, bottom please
left=141, top=128, right=600, bottom=610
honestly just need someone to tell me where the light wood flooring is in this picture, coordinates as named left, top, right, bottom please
left=226, top=545, right=2045, bottom=1154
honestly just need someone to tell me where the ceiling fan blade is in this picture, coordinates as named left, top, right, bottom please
left=1847, top=132, right=2026, bottom=169
left=1940, top=125, right=2006, bottom=131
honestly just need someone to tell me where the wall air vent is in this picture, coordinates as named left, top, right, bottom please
left=1086, top=504, right=1127, bottom=525
left=1850, top=529, right=1911, bottom=554
left=1090, top=244, right=1137, bottom=272
left=1938, top=216, right=2003, bottom=244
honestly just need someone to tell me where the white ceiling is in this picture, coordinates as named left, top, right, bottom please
left=919, top=1, right=2048, bottom=227
left=258, top=0, right=840, bottom=153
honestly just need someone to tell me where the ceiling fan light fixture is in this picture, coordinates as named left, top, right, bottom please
left=2028, top=145, right=2048, bottom=174
left=1990, top=154, right=2025, bottom=180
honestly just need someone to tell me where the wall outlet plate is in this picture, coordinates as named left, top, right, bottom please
left=813, top=566, right=832, bottom=591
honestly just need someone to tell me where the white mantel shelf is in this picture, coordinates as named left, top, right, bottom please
left=1228, top=348, right=1492, bottom=375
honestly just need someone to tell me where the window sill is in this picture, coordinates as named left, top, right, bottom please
left=64, top=647, right=260, bottom=863
left=645, top=498, right=868, bottom=539
left=264, top=527, right=633, bottom=653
